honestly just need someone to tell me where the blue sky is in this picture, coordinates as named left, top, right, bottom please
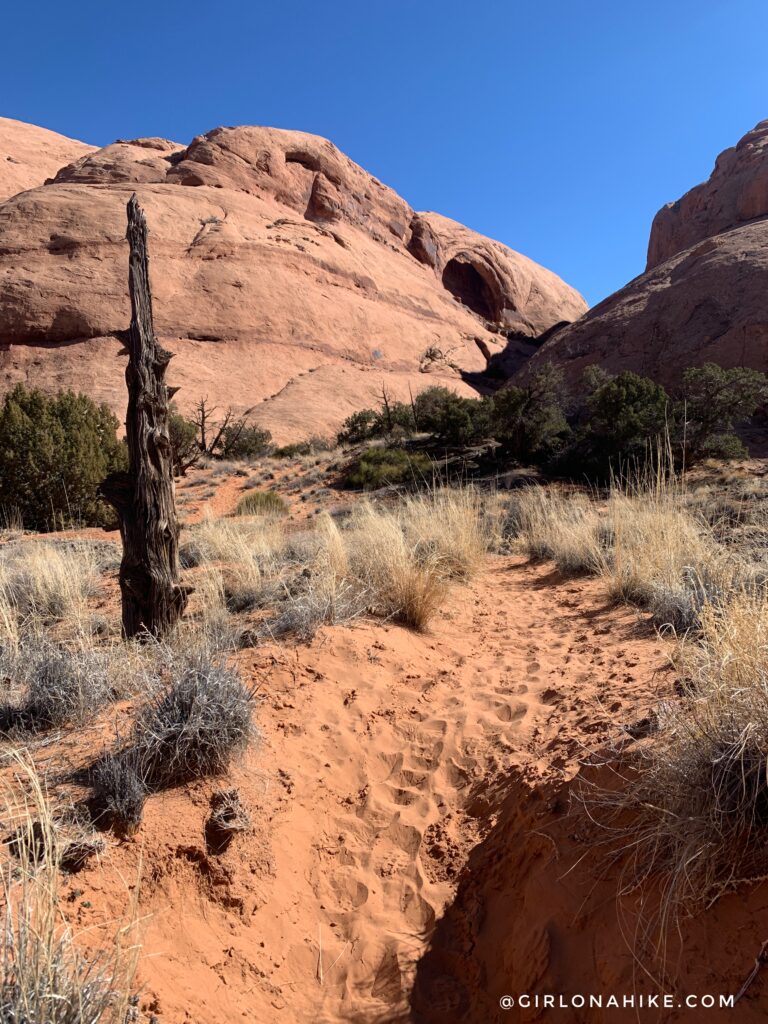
left=3, top=0, right=768, bottom=305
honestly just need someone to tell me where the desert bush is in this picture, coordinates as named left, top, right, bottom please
left=557, top=371, right=670, bottom=481
left=412, top=387, right=491, bottom=446
left=272, top=435, right=335, bottom=458
left=337, top=408, right=382, bottom=446
left=345, top=447, right=432, bottom=490
left=1, top=754, right=136, bottom=1022
left=192, top=398, right=272, bottom=461
left=217, top=421, right=272, bottom=460
left=0, top=385, right=127, bottom=531
left=168, top=404, right=200, bottom=476
left=0, top=644, right=112, bottom=733
left=491, top=364, right=569, bottom=463
left=678, top=363, right=768, bottom=464
left=92, top=654, right=256, bottom=833
left=132, top=654, right=255, bottom=788
left=91, top=751, right=148, bottom=838
left=235, top=490, right=288, bottom=517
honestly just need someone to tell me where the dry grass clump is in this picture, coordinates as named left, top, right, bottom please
left=180, top=514, right=286, bottom=615
left=135, top=654, right=256, bottom=786
left=258, top=514, right=365, bottom=641
left=180, top=513, right=284, bottom=571
left=258, top=490, right=484, bottom=638
left=346, top=503, right=449, bottom=631
left=1, top=754, right=137, bottom=1022
left=0, top=541, right=101, bottom=628
left=205, top=788, right=250, bottom=853
left=265, top=575, right=367, bottom=642
left=0, top=643, right=112, bottom=734
left=235, top=489, right=288, bottom=517
left=399, top=488, right=491, bottom=580
left=511, top=486, right=607, bottom=575
left=510, top=473, right=760, bottom=632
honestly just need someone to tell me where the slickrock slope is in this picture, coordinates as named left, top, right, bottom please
left=0, top=123, right=586, bottom=441
left=519, top=120, right=768, bottom=387
left=0, top=117, right=93, bottom=201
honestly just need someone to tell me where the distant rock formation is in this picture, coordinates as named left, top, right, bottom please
left=519, top=120, right=768, bottom=387
left=647, top=120, right=768, bottom=269
left=0, top=117, right=93, bottom=201
left=0, top=122, right=586, bottom=442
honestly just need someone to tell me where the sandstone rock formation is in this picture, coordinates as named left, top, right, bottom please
left=647, top=120, right=768, bottom=269
left=520, top=119, right=768, bottom=388
left=0, top=121, right=586, bottom=442
left=0, top=117, right=93, bottom=202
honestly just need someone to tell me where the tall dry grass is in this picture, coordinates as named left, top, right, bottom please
left=0, top=752, right=138, bottom=1022
left=399, top=487, right=492, bottom=581
left=513, top=465, right=768, bottom=925
left=0, top=541, right=101, bottom=632
left=511, top=486, right=607, bottom=575
left=346, top=503, right=448, bottom=630
left=181, top=513, right=286, bottom=615
left=510, top=468, right=759, bottom=632
left=593, top=587, right=768, bottom=930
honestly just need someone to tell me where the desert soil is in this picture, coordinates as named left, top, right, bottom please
left=52, top=544, right=673, bottom=1023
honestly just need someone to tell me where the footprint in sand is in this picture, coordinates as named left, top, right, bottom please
left=526, top=661, right=541, bottom=675
left=384, top=785, right=421, bottom=807
left=329, top=873, right=369, bottom=910
left=395, top=769, right=430, bottom=789
left=495, top=702, right=528, bottom=723
left=382, top=819, right=423, bottom=856
left=400, top=885, right=436, bottom=932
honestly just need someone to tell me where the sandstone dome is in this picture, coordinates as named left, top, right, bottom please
left=0, top=121, right=586, bottom=442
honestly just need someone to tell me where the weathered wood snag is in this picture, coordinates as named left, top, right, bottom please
left=99, top=194, right=189, bottom=638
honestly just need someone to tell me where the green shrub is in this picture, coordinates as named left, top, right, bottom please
left=413, top=386, right=491, bottom=445
left=345, top=447, right=432, bottom=489
left=678, top=364, right=768, bottom=464
left=337, top=409, right=380, bottom=446
left=337, top=393, right=415, bottom=446
left=0, top=385, right=127, bottom=531
left=168, top=405, right=199, bottom=476
left=217, top=421, right=272, bottom=460
left=272, top=436, right=335, bottom=458
left=557, top=371, right=670, bottom=480
left=491, top=364, right=569, bottom=462
left=235, top=490, right=288, bottom=517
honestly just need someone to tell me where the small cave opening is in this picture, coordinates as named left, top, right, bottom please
left=441, top=258, right=498, bottom=321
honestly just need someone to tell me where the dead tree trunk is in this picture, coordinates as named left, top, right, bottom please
left=99, top=194, right=189, bottom=638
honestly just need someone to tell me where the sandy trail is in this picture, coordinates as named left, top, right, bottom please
left=54, top=554, right=668, bottom=1023
left=206, top=557, right=664, bottom=1022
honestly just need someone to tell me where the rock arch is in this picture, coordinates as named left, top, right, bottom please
left=441, top=256, right=501, bottom=321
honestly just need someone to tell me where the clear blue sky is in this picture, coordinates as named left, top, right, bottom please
left=3, top=0, right=768, bottom=305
